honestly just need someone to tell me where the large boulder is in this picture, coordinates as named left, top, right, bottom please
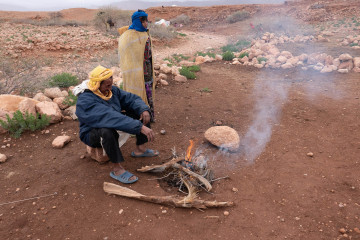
left=0, top=95, right=39, bottom=113
left=195, top=56, right=206, bottom=65
left=63, top=106, right=77, bottom=120
left=19, top=98, right=37, bottom=116
left=339, top=53, right=353, bottom=62
left=0, top=109, right=13, bottom=134
left=338, top=61, right=354, bottom=70
left=44, top=87, right=64, bottom=99
left=53, top=97, right=69, bottom=110
left=35, top=101, right=63, bottom=123
left=353, top=57, right=360, bottom=68
left=204, top=126, right=240, bottom=152
left=277, top=56, right=287, bottom=64
left=33, top=93, right=52, bottom=102
left=174, top=75, right=187, bottom=83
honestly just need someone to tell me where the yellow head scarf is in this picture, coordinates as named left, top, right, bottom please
left=87, top=65, right=113, bottom=100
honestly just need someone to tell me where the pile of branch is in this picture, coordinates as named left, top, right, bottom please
left=103, top=157, right=234, bottom=209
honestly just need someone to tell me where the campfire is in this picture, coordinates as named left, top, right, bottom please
left=104, top=140, right=234, bottom=209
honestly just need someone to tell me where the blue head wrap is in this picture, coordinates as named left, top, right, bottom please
left=128, top=10, right=148, bottom=32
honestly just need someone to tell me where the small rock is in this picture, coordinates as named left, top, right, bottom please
left=339, top=228, right=346, bottom=234
left=339, top=203, right=345, bottom=208
left=16, top=188, right=20, bottom=192
left=232, top=187, right=238, bottom=192
left=223, top=211, right=229, bottom=216
left=52, top=206, right=57, bottom=209
left=0, top=153, right=7, bottom=163
left=295, top=217, right=300, bottom=221
left=160, top=129, right=166, bottom=135
left=161, top=210, right=167, bottom=214
left=354, top=227, right=360, bottom=233
left=80, top=155, right=85, bottom=159
left=119, top=209, right=124, bottom=214
left=307, top=152, right=314, bottom=157
left=52, top=135, right=71, bottom=148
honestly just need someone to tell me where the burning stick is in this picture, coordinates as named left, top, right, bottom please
left=172, top=163, right=212, bottom=191
left=137, top=157, right=183, bottom=172
left=103, top=182, right=233, bottom=209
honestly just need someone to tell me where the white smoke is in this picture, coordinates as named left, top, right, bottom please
left=241, top=77, right=289, bottom=163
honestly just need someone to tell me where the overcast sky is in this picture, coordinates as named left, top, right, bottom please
left=0, top=0, right=285, bottom=11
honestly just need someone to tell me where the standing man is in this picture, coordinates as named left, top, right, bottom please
left=118, top=10, right=155, bottom=122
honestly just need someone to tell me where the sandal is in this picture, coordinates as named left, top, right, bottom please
left=110, top=171, right=138, bottom=184
left=131, top=149, right=159, bottom=158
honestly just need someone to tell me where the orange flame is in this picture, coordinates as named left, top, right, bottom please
left=185, top=140, right=194, bottom=161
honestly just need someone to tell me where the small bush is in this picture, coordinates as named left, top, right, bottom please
left=350, top=43, right=359, bottom=47
left=170, top=14, right=190, bottom=25
left=226, top=11, right=250, bottom=24
left=180, top=66, right=197, bottom=79
left=171, top=54, right=190, bottom=63
left=196, top=51, right=215, bottom=58
left=188, top=65, right=201, bottom=72
left=63, top=91, right=78, bottom=106
left=221, top=44, right=238, bottom=53
left=257, top=57, right=268, bottom=63
left=0, top=110, right=50, bottom=138
left=236, top=39, right=251, bottom=49
left=222, top=51, right=235, bottom=61
left=94, top=7, right=132, bottom=32
left=239, top=52, right=249, bottom=58
left=150, top=24, right=177, bottom=40
left=49, top=73, right=79, bottom=88
left=200, top=87, right=212, bottom=93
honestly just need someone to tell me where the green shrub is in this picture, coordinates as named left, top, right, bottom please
left=63, top=91, right=78, bottom=106
left=200, top=87, right=212, bottom=93
left=196, top=51, right=215, bottom=58
left=172, top=54, right=190, bottom=63
left=226, top=11, right=250, bottom=24
left=0, top=110, right=50, bottom=138
left=235, top=39, right=251, bottom=49
left=188, top=65, right=201, bottom=72
left=222, top=51, right=235, bottom=61
left=350, top=43, right=359, bottom=47
left=49, top=73, right=79, bottom=88
left=239, top=52, right=249, bottom=58
left=180, top=66, right=197, bottom=79
left=257, top=57, right=268, bottom=63
left=221, top=44, right=238, bottom=53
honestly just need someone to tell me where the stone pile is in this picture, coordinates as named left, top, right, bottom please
left=228, top=33, right=360, bottom=74
left=0, top=87, right=77, bottom=133
left=340, top=36, right=360, bottom=49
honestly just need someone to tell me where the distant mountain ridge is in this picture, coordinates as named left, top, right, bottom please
left=110, top=0, right=285, bottom=10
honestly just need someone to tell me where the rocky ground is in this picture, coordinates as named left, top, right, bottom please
left=1, top=1, right=360, bottom=239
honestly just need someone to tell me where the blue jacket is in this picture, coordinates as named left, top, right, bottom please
left=75, top=86, right=150, bottom=145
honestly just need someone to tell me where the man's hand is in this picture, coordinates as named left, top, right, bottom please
left=140, top=111, right=151, bottom=125
left=140, top=125, right=154, bottom=142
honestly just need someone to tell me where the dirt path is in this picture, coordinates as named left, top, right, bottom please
left=154, top=30, right=228, bottom=61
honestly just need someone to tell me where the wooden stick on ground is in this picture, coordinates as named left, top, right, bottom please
left=173, top=163, right=212, bottom=191
left=137, top=157, right=184, bottom=173
left=103, top=182, right=234, bottom=209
